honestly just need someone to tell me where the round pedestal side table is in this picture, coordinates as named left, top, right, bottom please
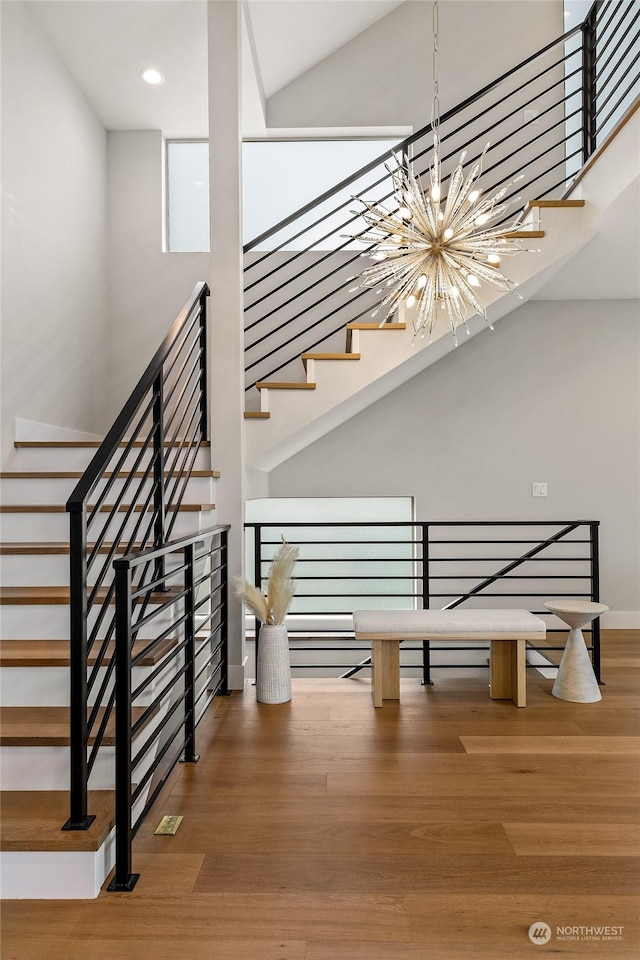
left=544, top=600, right=608, bottom=703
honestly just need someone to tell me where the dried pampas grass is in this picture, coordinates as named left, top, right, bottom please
left=234, top=540, right=299, bottom=625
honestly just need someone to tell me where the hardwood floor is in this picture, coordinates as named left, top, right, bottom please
left=2, top=630, right=639, bottom=959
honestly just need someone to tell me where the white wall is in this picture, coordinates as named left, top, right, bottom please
left=269, top=299, right=640, bottom=621
left=0, top=0, right=108, bottom=466
left=266, top=1, right=564, bottom=130
left=106, top=131, right=209, bottom=423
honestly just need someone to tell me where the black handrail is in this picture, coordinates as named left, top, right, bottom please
left=64, top=282, right=210, bottom=831
left=108, top=525, right=229, bottom=891
left=242, top=0, right=638, bottom=396
left=242, top=18, right=585, bottom=254
left=245, top=520, right=601, bottom=685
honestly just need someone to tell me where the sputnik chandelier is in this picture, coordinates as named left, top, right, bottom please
left=349, top=0, right=533, bottom=346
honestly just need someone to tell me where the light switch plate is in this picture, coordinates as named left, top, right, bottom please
left=532, top=482, right=548, bottom=497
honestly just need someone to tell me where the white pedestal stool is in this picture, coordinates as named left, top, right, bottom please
left=544, top=600, right=608, bottom=703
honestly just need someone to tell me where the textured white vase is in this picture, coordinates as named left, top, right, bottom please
left=256, top=623, right=291, bottom=704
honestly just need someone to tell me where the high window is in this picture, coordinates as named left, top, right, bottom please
left=166, top=138, right=401, bottom=252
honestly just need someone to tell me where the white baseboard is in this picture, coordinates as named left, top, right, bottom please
left=14, top=416, right=103, bottom=443
left=0, top=828, right=115, bottom=899
left=601, top=611, right=640, bottom=629
left=228, top=657, right=248, bottom=690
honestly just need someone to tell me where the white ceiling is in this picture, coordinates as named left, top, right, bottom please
left=29, top=0, right=404, bottom=138
left=247, top=0, right=404, bottom=99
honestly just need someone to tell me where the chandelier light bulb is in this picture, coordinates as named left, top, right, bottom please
left=487, top=254, right=501, bottom=264
left=443, top=228, right=454, bottom=240
left=475, top=213, right=491, bottom=226
left=468, top=189, right=480, bottom=203
left=468, top=274, right=481, bottom=287
left=417, top=274, right=427, bottom=289
left=139, top=67, right=165, bottom=85
left=406, top=295, right=417, bottom=308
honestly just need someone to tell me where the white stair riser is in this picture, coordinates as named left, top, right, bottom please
left=1, top=703, right=167, bottom=791
left=0, top=551, right=187, bottom=587
left=10, top=447, right=213, bottom=473
left=0, top=837, right=116, bottom=900
left=0, top=475, right=215, bottom=505
left=1, top=604, right=182, bottom=641
left=0, top=508, right=215, bottom=541
left=0, top=655, right=182, bottom=707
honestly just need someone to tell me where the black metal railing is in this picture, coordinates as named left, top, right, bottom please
left=246, top=520, right=601, bottom=683
left=64, top=282, right=210, bottom=831
left=108, top=526, right=229, bottom=891
left=243, top=0, right=639, bottom=394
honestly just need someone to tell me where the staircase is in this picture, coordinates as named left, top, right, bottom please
left=0, top=285, right=225, bottom=898
left=242, top=1, right=640, bottom=469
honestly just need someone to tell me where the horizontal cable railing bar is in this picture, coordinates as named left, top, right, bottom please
left=110, top=527, right=228, bottom=890
left=131, top=716, right=189, bottom=804
left=243, top=20, right=584, bottom=255
left=65, top=283, right=210, bottom=834
left=596, top=0, right=623, bottom=39
left=163, top=345, right=203, bottom=418
left=86, top=403, right=158, bottom=524
left=67, top=284, right=208, bottom=511
left=132, top=739, right=188, bottom=834
left=594, top=1, right=637, bottom=65
left=246, top=520, right=600, bottom=689
left=130, top=639, right=190, bottom=702
left=243, top=47, right=581, bottom=293
left=161, top=309, right=202, bottom=385
left=409, top=52, right=582, bottom=168
left=594, top=17, right=640, bottom=97
left=595, top=68, right=640, bottom=127
left=87, top=458, right=159, bottom=569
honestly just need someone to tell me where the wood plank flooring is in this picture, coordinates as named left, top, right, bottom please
left=2, top=630, right=639, bottom=959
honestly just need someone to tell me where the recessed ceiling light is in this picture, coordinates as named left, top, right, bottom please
left=140, top=68, right=165, bottom=86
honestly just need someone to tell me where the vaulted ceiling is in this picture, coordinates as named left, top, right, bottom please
left=29, top=0, right=404, bottom=138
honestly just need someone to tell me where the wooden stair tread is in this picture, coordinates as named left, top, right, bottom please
left=0, top=542, right=144, bottom=555
left=244, top=411, right=271, bottom=419
left=301, top=353, right=361, bottom=360
left=0, top=585, right=182, bottom=605
left=0, top=790, right=115, bottom=852
left=14, top=440, right=211, bottom=449
left=0, top=705, right=147, bottom=747
left=255, top=382, right=316, bottom=391
left=0, top=638, right=176, bottom=668
left=0, top=470, right=220, bottom=479
left=0, top=503, right=215, bottom=513
left=525, top=199, right=586, bottom=210
left=504, top=230, right=545, bottom=238
left=346, top=322, right=406, bottom=330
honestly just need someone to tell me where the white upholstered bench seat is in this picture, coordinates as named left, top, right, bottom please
left=353, top=608, right=546, bottom=708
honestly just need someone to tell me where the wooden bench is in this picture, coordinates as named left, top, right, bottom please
left=353, top=609, right=546, bottom=708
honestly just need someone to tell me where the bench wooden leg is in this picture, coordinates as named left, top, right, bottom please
left=372, top=639, right=400, bottom=707
left=490, top=639, right=526, bottom=707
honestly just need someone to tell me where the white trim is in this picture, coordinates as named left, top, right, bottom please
left=0, top=828, right=115, bottom=899
left=228, top=657, right=248, bottom=690
left=601, top=611, right=640, bottom=629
